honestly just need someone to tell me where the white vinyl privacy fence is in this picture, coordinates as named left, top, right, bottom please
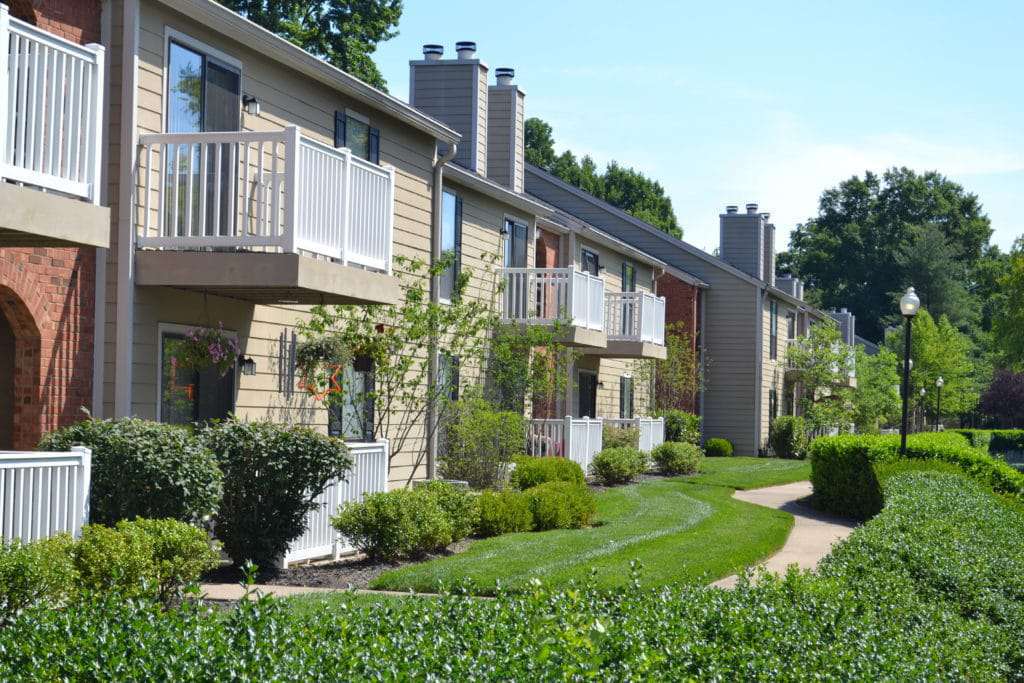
left=0, top=6, right=105, bottom=202
left=526, top=417, right=603, bottom=472
left=0, top=447, right=91, bottom=543
left=282, top=440, right=388, bottom=567
left=605, top=417, right=666, bottom=452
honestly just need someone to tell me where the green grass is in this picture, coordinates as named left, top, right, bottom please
left=371, top=475, right=795, bottom=594
left=690, top=456, right=811, bottom=489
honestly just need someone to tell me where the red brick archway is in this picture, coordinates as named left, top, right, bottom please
left=0, top=284, right=43, bottom=449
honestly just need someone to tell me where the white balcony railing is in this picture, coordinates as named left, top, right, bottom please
left=605, top=416, right=665, bottom=452
left=0, top=6, right=105, bottom=202
left=500, top=268, right=605, bottom=331
left=282, top=440, right=388, bottom=567
left=605, top=292, right=666, bottom=344
left=136, top=126, right=395, bottom=273
left=525, top=417, right=603, bottom=472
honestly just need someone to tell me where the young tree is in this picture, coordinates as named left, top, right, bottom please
left=785, top=321, right=856, bottom=433
left=640, top=323, right=700, bottom=411
left=296, top=256, right=495, bottom=484
left=850, top=346, right=900, bottom=433
left=216, top=0, right=401, bottom=90
left=485, top=323, right=578, bottom=415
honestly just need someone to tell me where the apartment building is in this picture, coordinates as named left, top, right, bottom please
left=525, top=167, right=831, bottom=455
left=0, top=1, right=109, bottom=449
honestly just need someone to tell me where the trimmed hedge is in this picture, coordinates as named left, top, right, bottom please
left=38, top=418, right=222, bottom=526
left=809, top=432, right=1024, bottom=519
left=591, top=447, right=647, bottom=486
left=651, top=441, right=702, bottom=475
left=509, top=456, right=585, bottom=490
left=525, top=482, right=596, bottom=530
left=705, top=438, right=733, bottom=458
left=475, top=490, right=533, bottom=537
left=990, top=430, right=1024, bottom=456
left=955, top=429, right=993, bottom=452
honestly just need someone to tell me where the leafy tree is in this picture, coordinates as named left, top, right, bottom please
left=485, top=323, right=578, bottom=415
left=850, top=346, right=901, bottom=433
left=216, top=0, right=401, bottom=90
left=992, top=238, right=1024, bottom=369
left=884, top=308, right=979, bottom=421
left=778, top=168, right=993, bottom=342
left=639, top=322, right=700, bottom=411
left=785, top=321, right=856, bottom=433
left=525, top=117, right=682, bottom=238
left=979, top=369, right=1024, bottom=427
left=296, top=255, right=495, bottom=484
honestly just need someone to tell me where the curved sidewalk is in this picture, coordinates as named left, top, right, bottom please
left=712, top=481, right=857, bottom=588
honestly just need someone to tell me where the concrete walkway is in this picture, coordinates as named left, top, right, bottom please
left=712, top=481, right=857, bottom=588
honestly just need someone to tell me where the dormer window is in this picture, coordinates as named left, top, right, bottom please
left=334, top=110, right=380, bottom=163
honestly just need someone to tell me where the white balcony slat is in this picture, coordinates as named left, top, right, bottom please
left=605, top=291, right=667, bottom=344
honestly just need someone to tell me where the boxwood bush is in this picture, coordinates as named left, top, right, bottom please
left=591, top=447, right=647, bottom=485
left=417, top=481, right=479, bottom=543
left=651, top=441, right=702, bottom=475
left=602, top=425, right=639, bottom=449
left=524, top=481, right=596, bottom=530
left=333, top=488, right=451, bottom=562
left=38, top=418, right=222, bottom=526
left=990, top=429, right=1024, bottom=456
left=809, top=432, right=1024, bottom=519
left=768, top=416, right=808, bottom=459
left=509, top=456, right=585, bottom=490
left=439, top=397, right=526, bottom=489
left=199, top=419, right=351, bottom=570
left=704, top=437, right=733, bottom=458
left=654, top=409, right=701, bottom=444
left=475, top=489, right=533, bottom=537
left=0, top=535, right=77, bottom=625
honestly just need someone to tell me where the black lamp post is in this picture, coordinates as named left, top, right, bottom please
left=899, top=287, right=920, bottom=455
left=935, top=376, right=944, bottom=431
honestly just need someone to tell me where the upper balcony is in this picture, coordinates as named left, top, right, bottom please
left=595, top=291, right=667, bottom=359
left=499, top=267, right=607, bottom=347
left=133, top=126, right=401, bottom=306
left=0, top=7, right=109, bottom=248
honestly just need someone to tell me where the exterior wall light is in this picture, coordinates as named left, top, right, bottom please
left=239, top=356, right=257, bottom=376
left=243, top=94, right=260, bottom=116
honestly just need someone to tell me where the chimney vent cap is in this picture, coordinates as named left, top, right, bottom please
left=745, top=203, right=759, bottom=214
left=455, top=41, right=477, bottom=59
left=422, top=44, right=443, bottom=60
left=725, top=205, right=738, bottom=214
left=495, top=67, right=515, bottom=85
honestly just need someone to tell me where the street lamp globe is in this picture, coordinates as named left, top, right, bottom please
left=936, top=376, right=944, bottom=388
left=920, top=387, right=926, bottom=397
left=900, top=287, right=921, bottom=318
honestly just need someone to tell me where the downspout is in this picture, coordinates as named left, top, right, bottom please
left=699, top=287, right=706, bottom=444
left=652, top=266, right=665, bottom=411
left=754, top=287, right=765, bottom=455
left=426, top=140, right=458, bottom=480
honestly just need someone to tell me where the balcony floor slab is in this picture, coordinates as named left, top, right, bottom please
left=0, top=184, right=110, bottom=248
left=501, top=321, right=607, bottom=349
left=135, top=251, right=401, bottom=306
left=583, top=340, right=667, bottom=360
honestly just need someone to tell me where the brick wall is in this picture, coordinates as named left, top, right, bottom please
left=5, top=0, right=102, bottom=44
left=655, top=273, right=701, bottom=413
left=0, top=0, right=100, bottom=448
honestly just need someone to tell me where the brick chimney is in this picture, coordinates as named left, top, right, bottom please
left=410, top=42, right=489, bottom=174
left=487, top=67, right=525, bottom=192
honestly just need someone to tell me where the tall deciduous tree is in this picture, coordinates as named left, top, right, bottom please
left=778, top=168, right=993, bottom=342
left=850, top=346, right=901, bottom=433
left=979, top=370, right=1024, bottom=427
left=216, top=0, right=401, bottom=90
left=992, top=239, right=1024, bottom=370
left=525, top=117, right=682, bottom=238
left=785, top=321, right=856, bottom=433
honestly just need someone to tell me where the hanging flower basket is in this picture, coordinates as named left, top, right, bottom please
left=172, top=324, right=241, bottom=377
left=295, top=335, right=351, bottom=401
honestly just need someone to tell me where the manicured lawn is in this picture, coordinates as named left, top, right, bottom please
left=371, top=475, right=795, bottom=594
left=690, top=456, right=811, bottom=489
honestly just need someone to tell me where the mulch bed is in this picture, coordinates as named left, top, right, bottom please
left=202, top=539, right=474, bottom=590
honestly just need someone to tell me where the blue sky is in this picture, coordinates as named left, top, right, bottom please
left=373, top=0, right=1023, bottom=254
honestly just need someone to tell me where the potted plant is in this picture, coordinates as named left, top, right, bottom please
left=172, top=323, right=241, bottom=377
left=295, top=334, right=351, bottom=400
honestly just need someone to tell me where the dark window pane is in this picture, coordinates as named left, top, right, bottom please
left=328, top=355, right=374, bottom=441
left=346, top=116, right=370, bottom=160
left=581, top=249, right=599, bottom=276
left=160, top=332, right=234, bottom=424
left=504, top=220, right=527, bottom=267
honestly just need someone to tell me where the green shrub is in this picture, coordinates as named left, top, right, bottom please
left=38, top=418, right=222, bottom=526
left=200, top=419, right=351, bottom=569
left=768, top=416, right=808, bottom=459
left=0, top=535, right=77, bottom=624
left=333, top=488, right=452, bottom=562
left=990, top=430, right=1024, bottom=456
left=475, top=490, right=533, bottom=537
left=655, top=409, right=701, bottom=444
left=808, top=432, right=1024, bottom=519
left=439, top=397, right=526, bottom=489
left=525, top=482, right=596, bottom=530
left=651, top=441, right=702, bottom=475
left=705, top=437, right=734, bottom=457
left=955, top=429, right=993, bottom=452
left=602, top=425, right=639, bottom=449
left=510, top=456, right=585, bottom=490
left=591, top=447, right=647, bottom=486
left=75, top=519, right=218, bottom=605
left=418, top=481, right=479, bottom=543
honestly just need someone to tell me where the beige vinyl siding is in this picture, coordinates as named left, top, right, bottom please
left=525, top=169, right=762, bottom=454
left=109, top=0, right=443, bottom=486
left=759, top=294, right=799, bottom=449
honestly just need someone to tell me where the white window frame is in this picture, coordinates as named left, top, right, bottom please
left=155, top=322, right=239, bottom=423
left=162, top=27, right=244, bottom=133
